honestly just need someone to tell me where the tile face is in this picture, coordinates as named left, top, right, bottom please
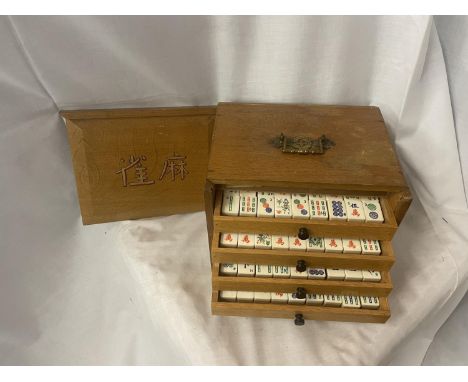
left=361, top=196, right=384, bottom=223
left=360, top=296, right=380, bottom=309
left=308, top=194, right=328, bottom=220
left=324, top=237, right=343, bottom=253
left=221, top=189, right=240, bottom=216
left=306, top=237, right=325, bottom=252
left=288, top=236, right=307, bottom=251
left=239, top=191, right=258, bottom=217
left=344, top=196, right=365, bottom=222
left=271, top=292, right=288, bottom=304
left=292, top=193, right=310, bottom=219
left=288, top=293, right=306, bottom=305
left=362, top=270, right=381, bottom=282
left=274, top=193, right=292, bottom=218
left=238, top=233, right=255, bottom=249
left=326, top=195, right=347, bottom=220
left=257, top=192, right=275, bottom=217
left=237, top=263, right=256, bottom=277
left=220, top=290, right=237, bottom=302
left=255, top=264, right=273, bottom=278
left=254, top=292, right=271, bottom=303
left=342, top=295, right=361, bottom=309
left=219, top=263, right=238, bottom=276
left=344, top=269, right=363, bottom=281
left=272, top=235, right=289, bottom=250
left=237, top=291, right=254, bottom=302
left=360, top=239, right=381, bottom=255
left=306, top=294, right=324, bottom=306
left=220, top=232, right=238, bottom=248
left=290, top=267, right=308, bottom=279
left=273, top=265, right=291, bottom=278
left=324, top=294, right=342, bottom=307
left=342, top=238, right=362, bottom=254
left=255, top=233, right=272, bottom=249
left=307, top=268, right=326, bottom=280
left=326, top=268, right=345, bottom=280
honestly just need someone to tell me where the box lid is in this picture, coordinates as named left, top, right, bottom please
left=61, top=106, right=215, bottom=224
left=208, top=103, right=408, bottom=192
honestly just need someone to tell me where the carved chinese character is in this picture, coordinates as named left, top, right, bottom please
left=115, top=155, right=155, bottom=187
left=159, top=154, right=188, bottom=181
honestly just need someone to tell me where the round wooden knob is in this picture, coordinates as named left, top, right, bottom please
left=294, top=313, right=305, bottom=326
left=296, top=260, right=307, bottom=272
left=295, top=287, right=307, bottom=299
left=298, top=227, right=309, bottom=240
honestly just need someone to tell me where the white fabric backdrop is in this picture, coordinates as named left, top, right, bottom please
left=0, top=15, right=467, bottom=365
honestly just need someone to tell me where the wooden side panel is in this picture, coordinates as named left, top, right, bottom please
left=62, top=106, right=216, bottom=224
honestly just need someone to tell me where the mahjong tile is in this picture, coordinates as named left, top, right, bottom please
left=255, top=233, right=272, bottom=249
left=362, top=270, right=381, bottom=282
left=308, top=194, right=328, bottom=220
left=288, top=235, right=307, bottom=251
left=307, top=268, right=326, bottom=280
left=237, top=233, right=255, bottom=249
left=288, top=293, right=306, bottom=305
left=344, top=196, right=365, bottom=222
left=274, top=193, right=292, bottom=218
left=324, top=294, right=342, bottom=307
left=292, top=193, right=310, bottom=219
left=360, top=296, right=380, bottom=309
left=221, top=189, right=240, bottom=216
left=220, top=232, right=238, bottom=248
left=220, top=290, right=237, bottom=302
left=255, top=264, right=273, bottom=278
left=342, top=295, right=361, bottom=309
left=271, top=292, right=288, bottom=304
left=219, top=263, right=238, bottom=276
left=324, top=237, right=343, bottom=253
left=272, top=235, right=289, bottom=250
left=344, top=269, right=363, bottom=281
left=237, top=291, right=254, bottom=302
left=326, top=195, right=347, bottom=220
left=306, top=293, right=324, bottom=306
left=361, top=196, right=384, bottom=223
left=306, top=237, right=325, bottom=252
left=326, top=268, right=345, bottom=280
left=273, top=265, right=291, bottom=278
left=254, top=292, right=271, bottom=303
left=257, top=192, right=275, bottom=217
left=239, top=191, right=257, bottom=217
left=237, top=263, right=255, bottom=277
left=290, top=267, right=308, bottom=279
left=342, top=238, right=362, bottom=254
left=360, top=239, right=381, bottom=255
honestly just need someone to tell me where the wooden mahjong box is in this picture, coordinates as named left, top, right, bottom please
left=204, top=103, right=412, bottom=325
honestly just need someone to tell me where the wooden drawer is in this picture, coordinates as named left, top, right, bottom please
left=212, top=235, right=395, bottom=272
left=211, top=291, right=390, bottom=324
left=212, top=263, right=393, bottom=297
left=213, top=190, right=398, bottom=241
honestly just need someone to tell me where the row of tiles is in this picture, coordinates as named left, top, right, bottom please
left=219, top=291, right=380, bottom=309
left=222, top=190, right=385, bottom=223
left=219, top=264, right=382, bottom=282
left=220, top=233, right=382, bottom=255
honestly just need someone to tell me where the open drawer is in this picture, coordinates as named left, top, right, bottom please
left=211, top=291, right=391, bottom=324
left=212, top=263, right=393, bottom=297
left=212, top=234, right=395, bottom=272
left=213, top=190, right=398, bottom=241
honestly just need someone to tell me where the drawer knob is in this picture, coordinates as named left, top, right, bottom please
left=295, top=287, right=307, bottom=299
left=298, top=227, right=309, bottom=240
left=296, top=260, right=307, bottom=272
left=294, top=313, right=305, bottom=326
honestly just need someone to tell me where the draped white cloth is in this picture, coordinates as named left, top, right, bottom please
left=1, top=15, right=467, bottom=365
